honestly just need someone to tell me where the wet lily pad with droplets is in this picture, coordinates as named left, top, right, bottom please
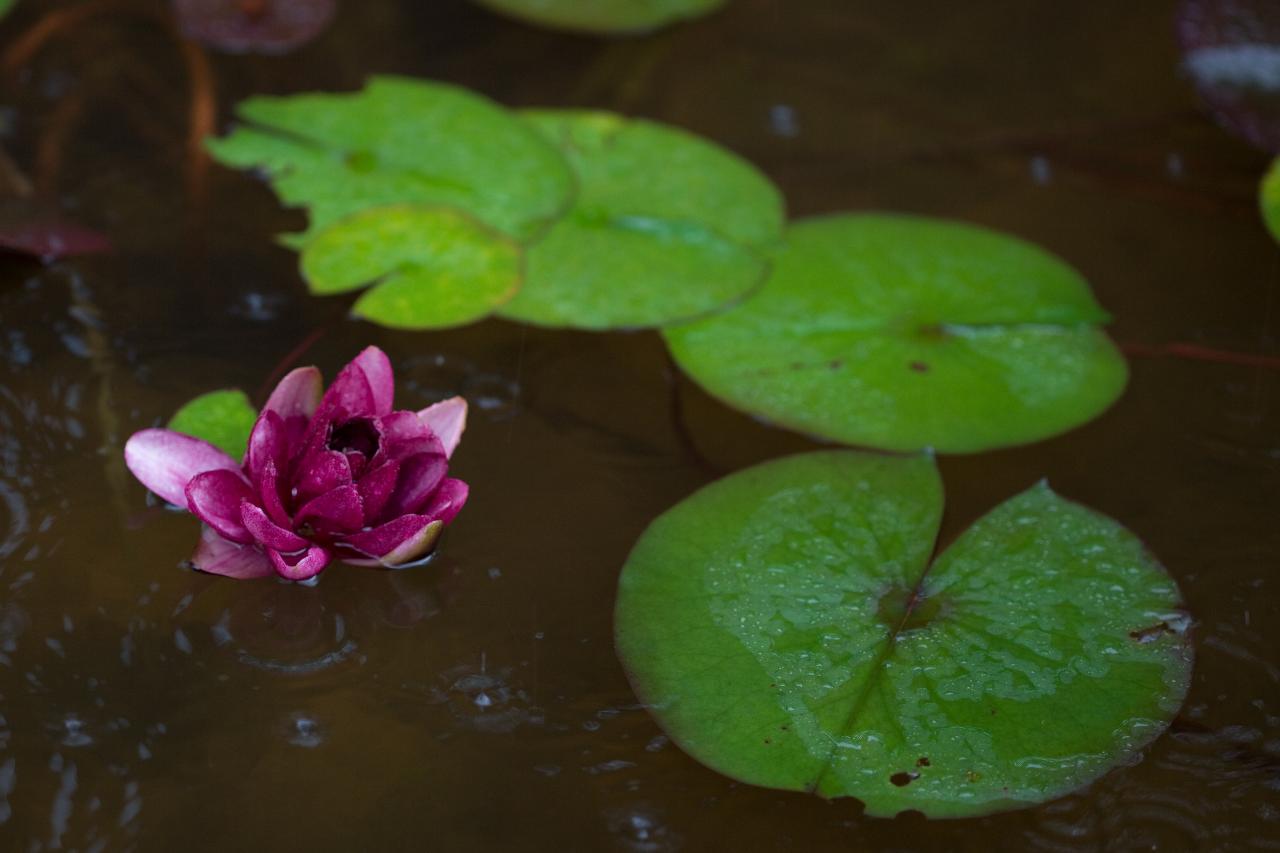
left=497, top=110, right=783, bottom=330
left=664, top=214, right=1128, bottom=453
left=205, top=76, right=574, bottom=243
left=1262, top=158, right=1280, bottom=244
left=615, top=450, right=1193, bottom=819
left=300, top=205, right=523, bottom=329
left=473, top=0, right=724, bottom=34
left=168, top=389, right=256, bottom=459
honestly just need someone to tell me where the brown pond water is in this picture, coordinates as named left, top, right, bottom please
left=0, top=0, right=1277, bottom=849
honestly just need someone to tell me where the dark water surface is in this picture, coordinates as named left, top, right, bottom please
left=0, top=0, right=1277, bottom=850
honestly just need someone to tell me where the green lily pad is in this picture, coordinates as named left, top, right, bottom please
left=168, top=389, right=256, bottom=459
left=497, top=110, right=783, bottom=330
left=664, top=214, right=1128, bottom=453
left=300, top=205, right=523, bottom=329
left=0, top=1, right=16, bottom=21
left=473, top=0, right=724, bottom=34
left=205, top=76, right=574, bottom=243
left=615, top=450, right=1192, bottom=819
left=1262, top=158, right=1280, bottom=244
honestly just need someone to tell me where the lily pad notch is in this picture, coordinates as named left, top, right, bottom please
left=615, top=450, right=1192, bottom=818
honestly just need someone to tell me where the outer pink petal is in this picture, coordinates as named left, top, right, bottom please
left=264, top=366, right=322, bottom=420
left=339, top=514, right=443, bottom=567
left=420, top=478, right=468, bottom=526
left=240, top=501, right=310, bottom=552
left=189, top=526, right=274, bottom=579
left=124, top=428, right=242, bottom=509
left=185, top=470, right=256, bottom=544
left=418, top=397, right=467, bottom=459
left=246, top=409, right=288, bottom=482
left=269, top=545, right=332, bottom=581
left=351, top=346, right=395, bottom=416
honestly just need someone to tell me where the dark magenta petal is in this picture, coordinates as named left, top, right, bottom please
left=246, top=409, right=288, bottom=481
left=356, top=459, right=400, bottom=525
left=351, top=346, right=395, bottom=416
left=418, top=397, right=467, bottom=459
left=263, top=366, right=322, bottom=421
left=256, top=458, right=292, bottom=528
left=317, top=356, right=376, bottom=421
left=294, top=449, right=353, bottom=506
left=0, top=214, right=111, bottom=262
left=185, top=470, right=257, bottom=544
left=384, top=453, right=448, bottom=519
left=341, top=514, right=443, bottom=566
left=124, top=428, right=242, bottom=509
left=420, top=478, right=469, bottom=526
left=377, top=411, right=445, bottom=463
left=190, top=526, right=274, bottom=579
left=241, top=501, right=310, bottom=552
left=268, top=544, right=332, bottom=581
left=295, top=484, right=364, bottom=536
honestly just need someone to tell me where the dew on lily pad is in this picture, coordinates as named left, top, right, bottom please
left=1262, top=158, right=1280, bottom=243
left=472, top=0, right=725, bottom=34
left=664, top=214, right=1128, bottom=454
left=614, top=450, right=1193, bottom=819
left=172, top=0, right=337, bottom=55
left=300, top=204, right=523, bottom=330
left=167, top=388, right=257, bottom=459
left=1178, top=0, right=1280, bottom=152
left=205, top=76, right=575, bottom=243
left=497, top=110, right=782, bottom=330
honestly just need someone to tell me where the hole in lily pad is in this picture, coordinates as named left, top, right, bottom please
left=615, top=450, right=1193, bottom=818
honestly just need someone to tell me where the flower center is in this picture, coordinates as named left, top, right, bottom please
left=328, top=417, right=380, bottom=459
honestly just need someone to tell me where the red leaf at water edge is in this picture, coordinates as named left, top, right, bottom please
left=1178, top=0, right=1280, bottom=152
left=0, top=217, right=111, bottom=263
left=172, top=0, right=337, bottom=55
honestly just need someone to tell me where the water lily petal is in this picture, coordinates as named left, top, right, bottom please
left=420, top=478, right=469, bottom=526
left=246, top=409, right=289, bottom=481
left=377, top=411, right=445, bottom=462
left=256, top=458, right=292, bottom=528
left=241, top=501, right=310, bottom=552
left=418, top=397, right=467, bottom=459
left=190, top=526, right=274, bottom=579
left=295, top=484, right=364, bottom=536
left=317, top=354, right=376, bottom=420
left=124, top=428, right=242, bottom=509
left=356, top=459, right=400, bottom=524
left=185, top=470, right=257, bottom=544
left=341, top=514, right=443, bottom=567
left=264, top=365, right=322, bottom=420
left=384, top=452, right=448, bottom=518
left=268, top=544, right=332, bottom=581
left=294, top=449, right=353, bottom=506
left=352, top=346, right=395, bottom=416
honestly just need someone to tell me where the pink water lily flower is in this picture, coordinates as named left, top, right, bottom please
left=124, top=346, right=468, bottom=581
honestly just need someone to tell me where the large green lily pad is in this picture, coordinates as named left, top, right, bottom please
left=497, top=110, right=782, bottom=329
left=664, top=215, right=1128, bottom=453
left=615, top=450, right=1192, bottom=818
left=1262, top=157, right=1280, bottom=244
left=168, top=389, right=256, bottom=459
left=300, top=205, right=523, bottom=329
left=473, top=0, right=724, bottom=34
left=205, top=76, right=574, bottom=243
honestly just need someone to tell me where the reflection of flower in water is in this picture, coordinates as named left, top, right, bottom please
left=205, top=569, right=447, bottom=676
